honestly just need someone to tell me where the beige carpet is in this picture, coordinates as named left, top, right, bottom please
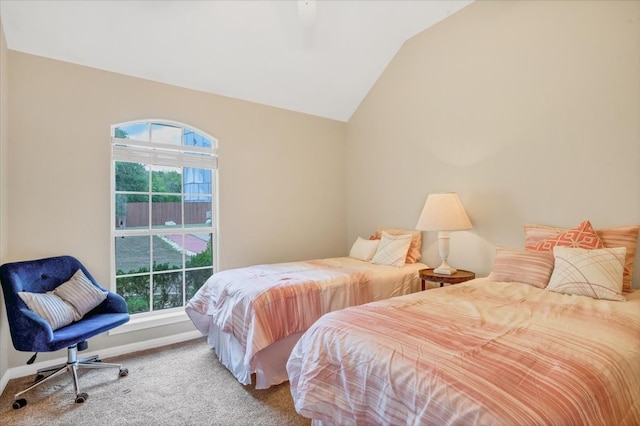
left=0, top=337, right=311, bottom=425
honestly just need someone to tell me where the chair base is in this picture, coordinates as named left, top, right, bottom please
left=13, top=343, right=128, bottom=409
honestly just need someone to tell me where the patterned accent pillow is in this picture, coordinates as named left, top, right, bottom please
left=17, top=291, right=76, bottom=330
left=488, top=246, right=555, bottom=288
left=371, top=231, right=413, bottom=267
left=349, top=237, right=380, bottom=261
left=375, top=227, right=422, bottom=264
left=547, top=246, right=626, bottom=301
left=54, top=269, right=108, bottom=320
left=526, top=220, right=603, bottom=251
left=524, top=223, right=639, bottom=292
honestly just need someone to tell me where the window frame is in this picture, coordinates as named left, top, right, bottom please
left=109, top=119, right=219, bottom=332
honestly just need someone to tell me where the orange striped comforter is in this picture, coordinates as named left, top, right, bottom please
left=186, top=257, right=424, bottom=376
left=287, top=279, right=640, bottom=426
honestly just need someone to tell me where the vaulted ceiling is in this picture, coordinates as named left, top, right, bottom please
left=0, top=0, right=473, bottom=122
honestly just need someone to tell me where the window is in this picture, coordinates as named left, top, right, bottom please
left=111, top=120, right=218, bottom=317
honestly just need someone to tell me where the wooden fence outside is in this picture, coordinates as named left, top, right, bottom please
left=117, top=202, right=211, bottom=228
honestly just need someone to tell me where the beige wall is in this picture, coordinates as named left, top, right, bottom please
left=0, top=17, right=9, bottom=385
left=347, top=1, right=640, bottom=282
left=2, top=0, right=640, bottom=378
left=4, top=52, right=346, bottom=368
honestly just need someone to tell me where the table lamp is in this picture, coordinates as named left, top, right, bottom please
left=415, top=192, right=472, bottom=275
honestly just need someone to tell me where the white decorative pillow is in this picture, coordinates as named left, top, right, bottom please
left=54, top=269, right=108, bottom=320
left=349, top=237, right=380, bottom=261
left=18, top=291, right=76, bottom=330
left=371, top=231, right=412, bottom=267
left=547, top=246, right=626, bottom=301
left=374, top=227, right=422, bottom=264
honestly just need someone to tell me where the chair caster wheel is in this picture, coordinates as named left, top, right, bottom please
left=75, top=392, right=88, bottom=404
left=119, top=368, right=129, bottom=377
left=13, top=398, right=27, bottom=409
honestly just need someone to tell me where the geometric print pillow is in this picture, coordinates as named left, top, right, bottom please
left=374, top=227, right=422, bottom=264
left=524, top=223, right=639, bottom=293
left=546, top=246, right=626, bottom=301
left=526, top=220, right=604, bottom=251
left=371, top=231, right=413, bottom=267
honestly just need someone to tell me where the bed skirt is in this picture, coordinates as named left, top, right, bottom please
left=188, top=306, right=303, bottom=389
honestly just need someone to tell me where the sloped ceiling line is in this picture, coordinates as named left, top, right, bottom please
left=0, top=0, right=474, bottom=122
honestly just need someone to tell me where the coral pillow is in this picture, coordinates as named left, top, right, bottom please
left=524, top=222, right=639, bottom=292
left=526, top=220, right=603, bottom=251
left=488, top=247, right=555, bottom=288
left=547, top=246, right=626, bottom=301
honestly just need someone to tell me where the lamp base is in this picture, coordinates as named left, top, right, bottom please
left=434, top=232, right=457, bottom=275
left=433, top=262, right=457, bottom=276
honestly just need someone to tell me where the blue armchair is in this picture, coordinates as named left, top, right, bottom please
left=0, top=255, right=130, bottom=409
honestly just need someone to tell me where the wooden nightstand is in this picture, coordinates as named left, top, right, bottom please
left=419, top=268, right=475, bottom=291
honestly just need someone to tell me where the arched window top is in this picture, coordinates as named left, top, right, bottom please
left=111, top=119, right=218, bottom=150
left=111, top=119, right=217, bottom=170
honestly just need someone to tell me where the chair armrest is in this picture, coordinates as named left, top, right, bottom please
left=11, top=308, right=54, bottom=352
left=101, top=291, right=129, bottom=314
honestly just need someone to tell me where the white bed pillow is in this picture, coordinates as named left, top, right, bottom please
left=546, top=246, right=626, bottom=301
left=349, top=237, right=380, bottom=261
left=371, top=231, right=412, bottom=267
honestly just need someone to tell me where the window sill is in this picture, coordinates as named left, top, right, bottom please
left=108, top=309, right=191, bottom=335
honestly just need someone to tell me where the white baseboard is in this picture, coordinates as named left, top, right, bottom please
left=0, top=330, right=203, bottom=398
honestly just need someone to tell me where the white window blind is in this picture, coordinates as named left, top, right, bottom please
left=112, top=138, right=218, bottom=169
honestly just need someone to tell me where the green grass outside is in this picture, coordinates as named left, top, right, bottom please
left=116, top=235, right=190, bottom=272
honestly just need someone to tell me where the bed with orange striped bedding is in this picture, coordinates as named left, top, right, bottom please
left=287, top=279, right=640, bottom=425
left=186, top=257, right=426, bottom=389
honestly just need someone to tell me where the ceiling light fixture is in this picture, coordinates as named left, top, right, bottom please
left=297, top=0, right=317, bottom=28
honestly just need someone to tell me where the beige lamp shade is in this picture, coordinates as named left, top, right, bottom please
left=415, top=193, right=472, bottom=232
left=415, top=193, right=471, bottom=275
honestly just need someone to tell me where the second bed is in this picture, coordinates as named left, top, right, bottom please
left=186, top=228, right=426, bottom=388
